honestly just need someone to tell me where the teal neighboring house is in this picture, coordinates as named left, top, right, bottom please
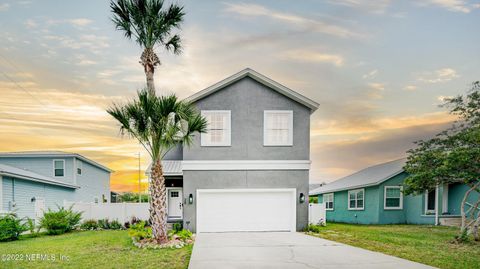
left=0, top=151, right=112, bottom=221
left=310, top=158, right=480, bottom=225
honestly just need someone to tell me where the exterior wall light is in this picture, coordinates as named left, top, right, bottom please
left=189, top=194, right=194, bottom=204
left=299, top=193, right=306, bottom=204
left=31, top=197, right=36, bottom=203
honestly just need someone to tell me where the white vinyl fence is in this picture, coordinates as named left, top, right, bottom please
left=309, top=203, right=326, bottom=225
left=64, top=202, right=149, bottom=224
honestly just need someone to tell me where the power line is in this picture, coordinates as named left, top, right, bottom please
left=0, top=70, right=48, bottom=107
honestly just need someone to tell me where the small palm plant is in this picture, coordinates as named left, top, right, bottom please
left=108, top=89, right=207, bottom=243
left=110, top=0, right=185, bottom=93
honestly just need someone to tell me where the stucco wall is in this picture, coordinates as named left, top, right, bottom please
left=447, top=183, right=480, bottom=216
left=182, top=170, right=309, bottom=232
left=183, top=77, right=311, bottom=161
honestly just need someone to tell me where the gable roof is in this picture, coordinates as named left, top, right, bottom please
left=0, top=151, right=113, bottom=173
left=0, top=163, right=79, bottom=189
left=185, top=68, right=319, bottom=113
left=310, top=158, right=407, bottom=195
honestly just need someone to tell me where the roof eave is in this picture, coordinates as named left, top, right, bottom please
left=309, top=169, right=405, bottom=195
left=184, top=68, right=319, bottom=113
left=0, top=172, right=79, bottom=189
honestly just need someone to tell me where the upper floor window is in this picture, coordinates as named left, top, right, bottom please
left=77, top=160, right=83, bottom=175
left=384, top=186, right=403, bottom=210
left=348, top=189, right=364, bottom=210
left=53, top=160, right=65, bottom=177
left=264, top=110, right=293, bottom=146
left=324, top=193, right=334, bottom=210
left=201, top=110, right=231, bottom=146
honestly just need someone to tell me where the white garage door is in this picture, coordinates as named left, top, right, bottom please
left=196, top=188, right=296, bottom=233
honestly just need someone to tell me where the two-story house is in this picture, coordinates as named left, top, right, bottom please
left=0, top=151, right=112, bottom=220
left=151, top=68, right=319, bottom=233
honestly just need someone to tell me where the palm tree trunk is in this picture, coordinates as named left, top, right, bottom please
left=140, top=47, right=160, bottom=95
left=149, top=159, right=168, bottom=243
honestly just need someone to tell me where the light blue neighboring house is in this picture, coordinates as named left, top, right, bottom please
left=310, top=158, right=480, bottom=226
left=0, top=151, right=112, bottom=220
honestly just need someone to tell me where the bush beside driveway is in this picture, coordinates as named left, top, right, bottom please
left=308, top=223, right=480, bottom=269
left=0, top=230, right=191, bottom=269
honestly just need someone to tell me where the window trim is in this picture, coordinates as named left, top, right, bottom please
left=324, top=193, right=334, bottom=211
left=384, top=186, right=403, bottom=210
left=53, top=159, right=65, bottom=178
left=425, top=190, right=436, bottom=214
left=200, top=110, right=231, bottom=147
left=348, top=188, right=365, bottom=210
left=263, top=110, right=293, bottom=146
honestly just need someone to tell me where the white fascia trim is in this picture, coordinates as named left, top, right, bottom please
left=182, top=160, right=311, bottom=171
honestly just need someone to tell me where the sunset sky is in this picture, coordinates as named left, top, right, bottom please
left=0, top=0, right=479, bottom=192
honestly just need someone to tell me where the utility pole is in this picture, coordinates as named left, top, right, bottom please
left=138, top=152, right=141, bottom=203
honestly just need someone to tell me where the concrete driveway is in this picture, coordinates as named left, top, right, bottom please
left=189, top=232, right=435, bottom=269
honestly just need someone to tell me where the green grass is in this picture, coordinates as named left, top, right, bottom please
left=308, top=223, right=480, bottom=269
left=0, top=230, right=192, bottom=269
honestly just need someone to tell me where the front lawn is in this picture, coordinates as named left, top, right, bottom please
left=308, top=223, right=480, bottom=269
left=0, top=230, right=192, bottom=269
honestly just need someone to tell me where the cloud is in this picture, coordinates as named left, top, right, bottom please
left=281, top=50, right=344, bottom=66
left=68, top=18, right=93, bottom=27
left=419, top=0, right=478, bottom=13
left=223, top=2, right=361, bottom=38
left=44, top=34, right=109, bottom=53
left=404, top=85, right=417, bottom=91
left=327, top=0, right=392, bottom=14
left=310, top=120, right=453, bottom=181
left=367, top=82, right=385, bottom=99
left=437, top=95, right=454, bottom=102
left=362, top=69, right=378, bottom=79
left=0, top=3, right=9, bottom=11
left=418, top=68, right=459, bottom=83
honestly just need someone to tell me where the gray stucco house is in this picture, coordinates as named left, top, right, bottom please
left=149, top=68, right=319, bottom=233
left=0, top=151, right=112, bottom=220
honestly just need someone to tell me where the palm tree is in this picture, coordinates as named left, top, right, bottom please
left=107, top=89, right=207, bottom=243
left=110, top=0, right=185, bottom=93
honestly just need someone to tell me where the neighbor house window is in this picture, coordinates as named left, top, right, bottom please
left=348, top=189, right=364, bottom=210
left=201, top=110, right=231, bottom=146
left=425, top=190, right=436, bottom=214
left=384, top=186, right=403, bottom=210
left=324, top=193, right=334, bottom=210
left=53, top=160, right=65, bottom=177
left=77, top=160, right=82, bottom=175
left=263, top=110, right=293, bottom=146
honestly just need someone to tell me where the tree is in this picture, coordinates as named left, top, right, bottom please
left=107, top=89, right=207, bottom=243
left=403, top=81, right=480, bottom=241
left=110, top=0, right=184, bottom=93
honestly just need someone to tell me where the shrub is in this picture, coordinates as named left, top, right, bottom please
left=305, top=224, right=323, bottom=233
left=176, top=229, right=193, bottom=241
left=97, top=219, right=110, bottom=230
left=124, top=216, right=142, bottom=229
left=109, top=220, right=123, bottom=230
left=128, top=221, right=151, bottom=240
left=40, top=206, right=82, bottom=235
left=80, top=219, right=99, bottom=230
left=172, top=222, right=183, bottom=232
left=0, top=213, right=28, bottom=241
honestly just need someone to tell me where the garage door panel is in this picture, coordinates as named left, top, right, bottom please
left=197, top=189, right=296, bottom=233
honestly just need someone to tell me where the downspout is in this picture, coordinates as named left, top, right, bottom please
left=435, top=184, right=439, bottom=226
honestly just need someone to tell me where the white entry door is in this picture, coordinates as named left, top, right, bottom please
left=168, top=189, right=183, bottom=218
left=34, top=197, right=45, bottom=224
left=196, top=188, right=296, bottom=233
